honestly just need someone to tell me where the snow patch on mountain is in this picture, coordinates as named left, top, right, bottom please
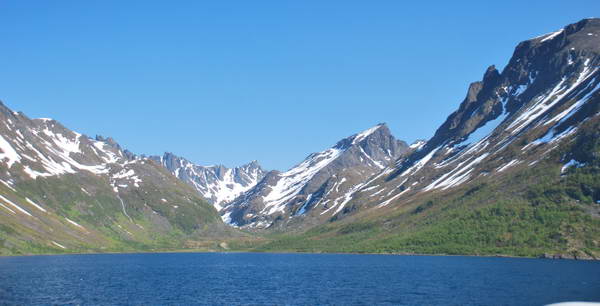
left=25, top=198, right=47, bottom=213
left=497, top=159, right=521, bottom=172
left=425, top=153, right=489, bottom=191
left=540, top=29, right=564, bottom=42
left=546, top=78, right=600, bottom=127
left=456, top=101, right=509, bottom=148
left=262, top=147, right=343, bottom=215
left=398, top=146, right=441, bottom=178
left=6, top=120, right=136, bottom=179
left=0, top=135, right=21, bottom=168
left=409, top=140, right=426, bottom=150
left=508, top=60, right=598, bottom=134
left=0, top=195, right=32, bottom=217
left=561, top=159, right=586, bottom=173
left=352, top=125, right=383, bottom=144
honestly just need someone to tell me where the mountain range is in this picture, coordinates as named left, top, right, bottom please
left=150, top=153, right=266, bottom=211
left=222, top=123, right=411, bottom=229
left=1, top=18, right=599, bottom=258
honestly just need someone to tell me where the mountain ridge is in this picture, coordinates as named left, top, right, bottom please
left=245, top=18, right=600, bottom=259
left=222, top=122, right=410, bottom=229
left=0, top=101, right=236, bottom=255
left=1, top=18, right=600, bottom=258
left=149, top=152, right=266, bottom=212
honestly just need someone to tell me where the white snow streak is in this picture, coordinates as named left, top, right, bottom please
left=0, top=195, right=32, bottom=216
left=0, top=135, right=21, bottom=167
left=25, top=198, right=47, bottom=213
left=540, top=29, right=564, bottom=42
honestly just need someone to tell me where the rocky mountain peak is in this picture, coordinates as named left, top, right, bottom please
left=95, top=135, right=122, bottom=150
left=246, top=160, right=260, bottom=167
left=150, top=152, right=267, bottom=211
left=238, top=160, right=262, bottom=172
left=483, top=65, right=501, bottom=84
left=221, top=124, right=410, bottom=228
left=333, top=123, right=396, bottom=149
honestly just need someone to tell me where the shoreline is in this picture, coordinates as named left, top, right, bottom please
left=1, top=248, right=597, bottom=261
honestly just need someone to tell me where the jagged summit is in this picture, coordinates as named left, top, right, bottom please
left=150, top=152, right=266, bottom=211
left=221, top=123, right=409, bottom=228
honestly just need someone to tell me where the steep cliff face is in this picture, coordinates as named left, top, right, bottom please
left=419, top=19, right=600, bottom=155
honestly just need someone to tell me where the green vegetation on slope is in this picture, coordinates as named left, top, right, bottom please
left=4, top=122, right=600, bottom=257
left=246, top=160, right=600, bottom=259
left=0, top=168, right=237, bottom=256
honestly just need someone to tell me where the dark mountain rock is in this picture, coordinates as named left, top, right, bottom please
left=362, top=18, right=600, bottom=209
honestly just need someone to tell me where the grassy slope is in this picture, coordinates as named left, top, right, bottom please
left=238, top=164, right=599, bottom=258
left=0, top=166, right=254, bottom=255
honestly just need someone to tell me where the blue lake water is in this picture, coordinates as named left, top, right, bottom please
left=0, top=252, right=599, bottom=305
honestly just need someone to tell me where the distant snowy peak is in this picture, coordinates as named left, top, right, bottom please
left=281, top=123, right=395, bottom=180
left=150, top=153, right=266, bottom=210
left=222, top=123, right=409, bottom=228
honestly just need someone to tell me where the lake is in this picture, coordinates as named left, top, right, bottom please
left=0, top=252, right=599, bottom=305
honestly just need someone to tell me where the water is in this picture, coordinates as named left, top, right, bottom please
left=1, top=253, right=599, bottom=305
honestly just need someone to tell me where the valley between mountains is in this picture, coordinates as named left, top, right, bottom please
left=2, top=18, right=600, bottom=259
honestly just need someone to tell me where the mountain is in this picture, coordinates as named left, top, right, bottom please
left=3, top=18, right=600, bottom=258
left=150, top=153, right=266, bottom=211
left=223, top=123, right=410, bottom=229
left=252, top=18, right=600, bottom=259
left=0, top=103, right=236, bottom=255
left=351, top=17, right=600, bottom=209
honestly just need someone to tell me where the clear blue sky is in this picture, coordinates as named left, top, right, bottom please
left=1, top=1, right=598, bottom=170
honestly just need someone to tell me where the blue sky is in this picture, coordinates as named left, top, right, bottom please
left=1, top=1, right=598, bottom=170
